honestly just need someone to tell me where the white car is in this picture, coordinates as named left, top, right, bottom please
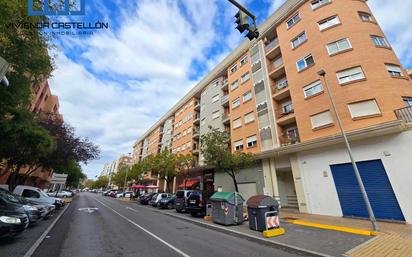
left=47, top=190, right=72, bottom=198
left=116, top=191, right=134, bottom=198
left=13, top=186, right=64, bottom=209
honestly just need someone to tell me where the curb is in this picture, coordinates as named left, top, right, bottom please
left=287, top=219, right=378, bottom=236
left=23, top=203, right=70, bottom=257
left=154, top=209, right=332, bottom=257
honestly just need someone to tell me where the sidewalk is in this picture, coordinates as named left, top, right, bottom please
left=149, top=207, right=371, bottom=257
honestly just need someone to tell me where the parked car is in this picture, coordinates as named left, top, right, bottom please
left=102, top=190, right=112, bottom=196
left=139, top=193, right=156, bottom=205
left=13, top=186, right=64, bottom=210
left=116, top=191, right=134, bottom=198
left=47, top=189, right=73, bottom=198
left=0, top=188, right=46, bottom=224
left=108, top=190, right=118, bottom=197
left=148, top=193, right=159, bottom=206
left=150, top=193, right=172, bottom=207
left=0, top=189, right=29, bottom=238
left=175, top=190, right=193, bottom=213
left=115, top=191, right=124, bottom=198
left=158, top=195, right=176, bottom=209
left=186, top=191, right=206, bottom=217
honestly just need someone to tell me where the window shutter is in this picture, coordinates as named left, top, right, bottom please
left=348, top=100, right=381, bottom=118
left=233, top=118, right=242, bottom=128
left=385, top=64, right=402, bottom=73
left=311, top=111, right=333, bottom=128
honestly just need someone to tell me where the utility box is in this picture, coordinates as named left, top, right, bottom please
left=209, top=192, right=244, bottom=225
left=247, top=195, right=279, bottom=232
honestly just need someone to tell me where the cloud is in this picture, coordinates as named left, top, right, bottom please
left=368, top=0, right=412, bottom=67
left=267, top=0, right=286, bottom=17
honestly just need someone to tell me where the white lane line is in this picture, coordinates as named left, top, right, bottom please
left=23, top=204, right=70, bottom=257
left=125, top=206, right=139, bottom=213
left=95, top=198, right=191, bottom=257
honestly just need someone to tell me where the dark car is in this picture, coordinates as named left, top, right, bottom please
left=174, top=190, right=193, bottom=213
left=0, top=188, right=43, bottom=224
left=139, top=193, right=156, bottom=205
left=186, top=191, right=207, bottom=217
left=0, top=190, right=29, bottom=238
left=148, top=193, right=159, bottom=206
left=158, top=195, right=176, bottom=209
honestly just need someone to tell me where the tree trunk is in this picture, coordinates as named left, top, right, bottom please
left=225, top=169, right=239, bottom=192
left=8, top=164, right=22, bottom=192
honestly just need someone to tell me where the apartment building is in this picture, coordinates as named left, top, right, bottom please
left=30, top=80, right=62, bottom=119
left=133, top=0, right=412, bottom=223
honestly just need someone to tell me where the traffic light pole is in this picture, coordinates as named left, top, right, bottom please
left=227, top=0, right=257, bottom=30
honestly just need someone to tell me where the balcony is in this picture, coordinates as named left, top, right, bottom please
left=194, top=102, right=201, bottom=111
left=221, top=95, right=229, bottom=106
left=272, top=80, right=290, bottom=101
left=268, top=57, right=285, bottom=80
left=279, top=135, right=300, bottom=146
left=192, top=127, right=200, bottom=139
left=222, top=113, right=230, bottom=124
left=265, top=38, right=281, bottom=60
left=192, top=144, right=200, bottom=154
left=193, top=114, right=200, bottom=124
left=275, top=105, right=296, bottom=125
left=221, top=79, right=228, bottom=90
left=395, top=106, right=412, bottom=123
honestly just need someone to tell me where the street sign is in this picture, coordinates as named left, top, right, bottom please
left=51, top=174, right=68, bottom=184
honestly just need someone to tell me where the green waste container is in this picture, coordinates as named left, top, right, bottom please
left=210, top=192, right=244, bottom=225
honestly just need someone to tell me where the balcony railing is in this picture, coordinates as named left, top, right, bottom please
left=272, top=57, right=283, bottom=70
left=395, top=106, right=412, bottom=123
left=279, top=135, right=300, bottom=146
left=265, top=38, right=279, bottom=53
left=221, top=95, right=229, bottom=104
left=273, top=80, right=288, bottom=94
left=276, top=105, right=294, bottom=119
left=222, top=113, right=230, bottom=121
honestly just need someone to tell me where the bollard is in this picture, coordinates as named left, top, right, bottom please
left=262, top=211, right=285, bottom=238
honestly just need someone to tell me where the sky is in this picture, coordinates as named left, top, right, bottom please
left=47, top=0, right=412, bottom=179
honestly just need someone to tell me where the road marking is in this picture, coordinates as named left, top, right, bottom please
left=23, top=204, right=70, bottom=257
left=95, top=198, right=191, bottom=257
left=78, top=207, right=99, bottom=213
left=126, top=206, right=138, bottom=213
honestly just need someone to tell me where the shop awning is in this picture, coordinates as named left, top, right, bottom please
left=177, top=178, right=200, bottom=189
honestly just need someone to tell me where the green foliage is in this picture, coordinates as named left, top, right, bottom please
left=200, top=127, right=255, bottom=192
left=111, top=166, right=129, bottom=187
left=129, top=162, right=145, bottom=183
left=92, top=176, right=109, bottom=189
left=53, top=159, right=86, bottom=188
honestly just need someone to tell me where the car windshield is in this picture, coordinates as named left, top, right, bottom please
left=39, top=190, right=50, bottom=198
left=0, top=189, right=21, bottom=204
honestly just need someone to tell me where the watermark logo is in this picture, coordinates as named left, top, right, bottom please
left=28, top=0, right=86, bottom=16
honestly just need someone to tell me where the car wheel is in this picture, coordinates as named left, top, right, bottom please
left=176, top=209, right=182, bottom=213
left=190, top=212, right=197, bottom=217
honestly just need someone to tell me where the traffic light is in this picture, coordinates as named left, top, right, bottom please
left=235, top=10, right=249, bottom=33
left=246, top=27, right=259, bottom=40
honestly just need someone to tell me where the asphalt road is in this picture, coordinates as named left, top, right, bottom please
left=32, top=193, right=304, bottom=257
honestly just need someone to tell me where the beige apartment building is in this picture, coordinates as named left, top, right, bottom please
left=133, top=0, right=412, bottom=223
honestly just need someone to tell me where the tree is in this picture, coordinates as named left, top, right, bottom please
left=200, top=127, right=255, bottom=192
left=54, top=159, right=86, bottom=188
left=129, top=162, right=145, bottom=184
left=175, top=153, right=196, bottom=189
left=111, top=166, right=129, bottom=188
left=0, top=109, right=55, bottom=190
left=92, top=176, right=109, bottom=189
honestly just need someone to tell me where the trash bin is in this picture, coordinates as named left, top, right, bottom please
left=247, top=195, right=279, bottom=232
left=209, top=192, right=244, bottom=225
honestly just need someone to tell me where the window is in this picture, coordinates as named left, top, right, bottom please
left=385, top=64, right=404, bottom=77
left=311, top=0, right=331, bottom=9
left=244, top=112, right=255, bottom=124
left=230, top=64, right=238, bottom=73
left=233, top=118, right=242, bottom=129
left=234, top=140, right=244, bottom=151
left=359, top=12, right=373, bottom=22
left=287, top=13, right=301, bottom=28
left=243, top=91, right=252, bottom=102
left=212, top=111, right=220, bottom=119
left=403, top=97, right=412, bottom=107
left=291, top=32, right=307, bottom=48
left=247, top=135, right=258, bottom=148
left=311, top=111, right=334, bottom=129
left=296, top=54, right=314, bottom=71
left=241, top=72, right=250, bottom=83
left=318, top=15, right=340, bottom=31
left=240, top=55, right=248, bottom=66
left=303, top=80, right=323, bottom=98
left=348, top=100, right=381, bottom=119
left=326, top=38, right=352, bottom=55
left=232, top=98, right=240, bottom=109
left=371, top=35, right=389, bottom=48
left=212, top=94, right=220, bottom=103
left=231, top=80, right=239, bottom=91
left=22, top=189, right=40, bottom=198
left=281, top=101, right=294, bottom=114
left=336, top=66, right=365, bottom=84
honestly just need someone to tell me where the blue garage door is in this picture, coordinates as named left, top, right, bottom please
left=331, top=159, right=404, bottom=221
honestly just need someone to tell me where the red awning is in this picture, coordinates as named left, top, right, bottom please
left=128, top=185, right=145, bottom=189
left=177, top=178, right=200, bottom=189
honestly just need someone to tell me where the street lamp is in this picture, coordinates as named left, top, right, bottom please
left=318, top=69, right=379, bottom=231
left=123, top=153, right=132, bottom=191
left=0, top=56, right=10, bottom=87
